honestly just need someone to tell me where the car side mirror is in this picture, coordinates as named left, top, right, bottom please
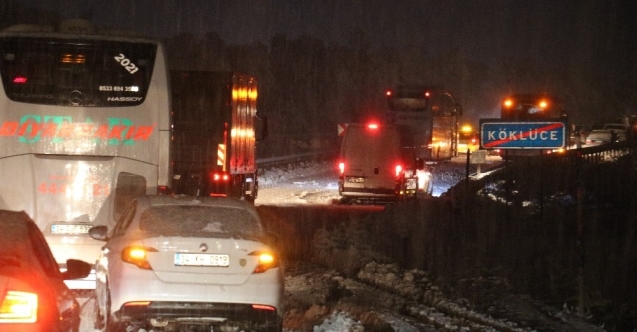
left=88, top=225, right=109, bottom=242
left=62, top=259, right=92, bottom=280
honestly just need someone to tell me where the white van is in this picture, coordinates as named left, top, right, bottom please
left=337, top=122, right=425, bottom=204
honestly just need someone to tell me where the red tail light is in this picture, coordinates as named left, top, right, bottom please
left=395, top=164, right=403, bottom=177
left=121, top=246, right=158, bottom=270
left=338, top=162, right=345, bottom=175
left=12, top=76, right=27, bottom=84
left=157, top=185, right=171, bottom=195
left=0, top=291, right=38, bottom=323
left=252, top=304, right=276, bottom=311
left=211, top=172, right=230, bottom=182
left=249, top=251, right=279, bottom=273
left=123, top=301, right=151, bottom=307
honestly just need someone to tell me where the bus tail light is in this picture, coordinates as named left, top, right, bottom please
left=503, top=98, right=514, bottom=108
left=338, top=162, right=345, bottom=175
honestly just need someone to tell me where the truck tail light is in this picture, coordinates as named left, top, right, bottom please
left=210, top=172, right=230, bottom=182
left=157, top=185, right=171, bottom=195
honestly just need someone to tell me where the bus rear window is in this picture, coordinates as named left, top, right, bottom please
left=0, top=37, right=156, bottom=107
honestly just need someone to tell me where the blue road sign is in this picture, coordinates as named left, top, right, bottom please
left=479, top=119, right=566, bottom=149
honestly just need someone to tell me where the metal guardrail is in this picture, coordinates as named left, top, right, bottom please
left=256, top=149, right=337, bottom=169
left=563, top=140, right=636, bottom=163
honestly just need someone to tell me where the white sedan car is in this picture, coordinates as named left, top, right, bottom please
left=89, top=195, right=284, bottom=332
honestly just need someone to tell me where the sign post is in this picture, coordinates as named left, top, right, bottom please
left=470, top=150, right=487, bottom=176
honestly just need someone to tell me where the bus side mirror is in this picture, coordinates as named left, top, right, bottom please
left=416, top=158, right=425, bottom=170
left=455, top=103, right=463, bottom=117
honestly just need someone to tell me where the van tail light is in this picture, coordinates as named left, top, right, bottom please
left=0, top=291, right=38, bottom=323
left=249, top=251, right=279, bottom=273
left=395, top=164, right=403, bottom=178
left=12, top=76, right=28, bottom=84
left=122, top=246, right=158, bottom=270
left=338, top=162, right=345, bottom=175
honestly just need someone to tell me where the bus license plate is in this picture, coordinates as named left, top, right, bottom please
left=51, top=224, right=92, bottom=235
left=175, top=253, right=230, bottom=267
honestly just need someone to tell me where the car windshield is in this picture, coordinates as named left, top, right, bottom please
left=139, top=205, right=263, bottom=239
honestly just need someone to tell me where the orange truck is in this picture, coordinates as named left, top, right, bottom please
left=170, top=70, right=267, bottom=202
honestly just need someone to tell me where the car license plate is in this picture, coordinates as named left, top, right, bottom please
left=174, top=253, right=230, bottom=267
left=347, top=177, right=365, bottom=183
left=51, top=224, right=92, bottom=235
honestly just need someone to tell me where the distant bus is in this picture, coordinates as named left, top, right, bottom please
left=0, top=19, right=172, bottom=289
left=499, top=93, right=567, bottom=157
left=500, top=93, right=566, bottom=120
left=385, top=85, right=462, bottom=161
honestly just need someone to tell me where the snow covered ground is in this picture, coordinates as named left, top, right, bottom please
left=254, top=156, right=605, bottom=332
left=76, top=154, right=605, bottom=332
left=255, top=154, right=502, bottom=205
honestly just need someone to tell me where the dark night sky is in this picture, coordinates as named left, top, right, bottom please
left=12, top=0, right=636, bottom=64
left=5, top=0, right=637, bottom=124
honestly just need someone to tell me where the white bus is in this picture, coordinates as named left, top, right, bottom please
left=0, top=19, right=172, bottom=289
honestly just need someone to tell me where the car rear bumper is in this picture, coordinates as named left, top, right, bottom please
left=340, top=186, right=397, bottom=197
left=106, top=269, right=283, bottom=319
left=115, top=301, right=281, bottom=330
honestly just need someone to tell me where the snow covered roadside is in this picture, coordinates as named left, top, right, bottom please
left=254, top=155, right=494, bottom=205
left=257, top=158, right=605, bottom=332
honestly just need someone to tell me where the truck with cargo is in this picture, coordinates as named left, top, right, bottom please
left=170, top=70, right=266, bottom=201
